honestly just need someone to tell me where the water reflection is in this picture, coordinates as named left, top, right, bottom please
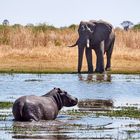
left=78, top=74, right=112, bottom=83
left=11, top=116, right=140, bottom=140
left=12, top=121, right=67, bottom=140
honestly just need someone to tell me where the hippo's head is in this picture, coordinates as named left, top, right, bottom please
left=60, top=91, right=78, bottom=107
left=43, top=88, right=78, bottom=108
left=42, top=88, right=63, bottom=97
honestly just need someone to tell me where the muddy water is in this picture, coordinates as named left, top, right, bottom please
left=0, top=74, right=140, bottom=139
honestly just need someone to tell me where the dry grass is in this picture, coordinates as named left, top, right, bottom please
left=0, top=26, right=139, bottom=73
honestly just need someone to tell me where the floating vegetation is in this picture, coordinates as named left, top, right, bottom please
left=12, top=126, right=38, bottom=135
left=60, top=109, right=91, bottom=117
left=61, top=106, right=140, bottom=119
left=78, top=99, right=113, bottom=108
left=24, top=79, right=43, bottom=82
left=0, top=102, right=13, bottom=109
left=0, top=114, right=7, bottom=121
left=97, top=107, right=140, bottom=118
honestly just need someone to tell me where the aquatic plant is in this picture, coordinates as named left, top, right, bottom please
left=0, top=102, right=13, bottom=109
left=78, top=99, right=113, bottom=108
left=97, top=107, right=140, bottom=118
left=0, top=114, right=7, bottom=121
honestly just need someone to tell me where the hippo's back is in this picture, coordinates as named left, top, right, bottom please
left=12, top=96, right=27, bottom=121
left=12, top=95, right=58, bottom=121
left=13, top=95, right=43, bottom=121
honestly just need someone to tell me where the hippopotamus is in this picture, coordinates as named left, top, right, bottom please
left=12, top=88, right=78, bottom=121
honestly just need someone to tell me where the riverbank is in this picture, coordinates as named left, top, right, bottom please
left=0, top=46, right=139, bottom=74
left=0, top=27, right=139, bottom=74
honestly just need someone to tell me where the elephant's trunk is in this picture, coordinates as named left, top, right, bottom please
left=78, top=46, right=84, bottom=73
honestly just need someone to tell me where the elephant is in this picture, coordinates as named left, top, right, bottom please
left=12, top=88, right=78, bottom=121
left=68, top=20, right=115, bottom=73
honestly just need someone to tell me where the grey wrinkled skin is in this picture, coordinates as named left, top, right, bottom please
left=12, top=88, right=78, bottom=122
left=68, top=20, right=115, bottom=73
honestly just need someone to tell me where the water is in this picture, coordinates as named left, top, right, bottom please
left=0, top=74, right=140, bottom=106
left=0, top=73, right=140, bottom=139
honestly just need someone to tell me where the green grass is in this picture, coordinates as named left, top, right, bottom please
left=0, top=69, right=139, bottom=74
left=97, top=107, right=140, bottom=118
left=61, top=109, right=90, bottom=116
left=61, top=107, right=140, bottom=119
left=0, top=102, right=13, bottom=109
left=0, top=114, right=7, bottom=121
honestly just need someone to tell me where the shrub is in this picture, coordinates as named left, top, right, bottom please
left=133, top=24, right=140, bottom=30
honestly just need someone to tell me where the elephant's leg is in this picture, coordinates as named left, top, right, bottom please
left=95, top=50, right=100, bottom=72
left=85, top=47, right=93, bottom=73
left=105, top=39, right=115, bottom=71
left=78, top=46, right=84, bottom=73
left=95, top=41, right=105, bottom=73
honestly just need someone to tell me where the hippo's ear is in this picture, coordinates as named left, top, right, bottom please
left=57, top=88, right=62, bottom=93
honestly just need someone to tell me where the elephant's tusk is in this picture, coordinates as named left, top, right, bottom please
left=87, top=39, right=90, bottom=48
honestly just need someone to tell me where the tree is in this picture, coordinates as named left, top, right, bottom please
left=26, top=23, right=34, bottom=27
left=2, top=19, right=9, bottom=26
left=68, top=24, right=77, bottom=30
left=121, top=21, right=133, bottom=31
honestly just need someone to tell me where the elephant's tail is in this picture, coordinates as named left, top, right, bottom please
left=105, top=31, right=115, bottom=55
left=107, top=36, right=115, bottom=55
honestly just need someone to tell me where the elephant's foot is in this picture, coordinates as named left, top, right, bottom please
left=88, top=70, right=93, bottom=74
left=88, top=68, right=93, bottom=73
left=95, top=68, right=105, bottom=73
left=105, top=67, right=111, bottom=71
left=88, top=67, right=93, bottom=73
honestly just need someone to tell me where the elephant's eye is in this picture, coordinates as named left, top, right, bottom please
left=81, top=25, right=85, bottom=31
left=64, top=92, right=67, bottom=95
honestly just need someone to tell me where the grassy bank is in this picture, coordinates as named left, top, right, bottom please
left=0, top=25, right=139, bottom=74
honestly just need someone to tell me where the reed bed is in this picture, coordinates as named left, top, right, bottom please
left=0, top=25, right=139, bottom=73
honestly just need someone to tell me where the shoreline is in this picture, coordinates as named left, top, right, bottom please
left=0, top=70, right=139, bottom=74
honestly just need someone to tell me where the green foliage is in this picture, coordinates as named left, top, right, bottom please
left=133, top=24, right=140, bottom=30
left=12, top=24, right=23, bottom=28
left=32, top=23, right=57, bottom=33
left=68, top=24, right=78, bottom=30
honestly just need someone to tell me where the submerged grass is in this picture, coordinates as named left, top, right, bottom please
left=0, top=114, right=7, bottom=121
left=97, top=107, right=140, bottom=119
left=61, top=107, right=140, bottom=119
